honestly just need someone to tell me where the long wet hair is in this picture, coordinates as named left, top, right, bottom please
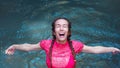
left=49, top=18, right=76, bottom=68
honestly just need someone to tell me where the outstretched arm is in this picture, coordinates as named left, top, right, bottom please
left=82, top=45, right=120, bottom=54
left=5, top=42, right=41, bottom=55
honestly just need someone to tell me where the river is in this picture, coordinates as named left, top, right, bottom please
left=0, top=0, right=120, bottom=68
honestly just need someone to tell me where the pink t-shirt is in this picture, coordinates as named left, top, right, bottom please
left=40, top=39, right=84, bottom=68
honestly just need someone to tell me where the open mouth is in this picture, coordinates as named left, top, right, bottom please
left=59, top=33, right=65, bottom=37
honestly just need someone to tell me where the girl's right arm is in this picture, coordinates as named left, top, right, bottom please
left=5, top=42, right=41, bottom=55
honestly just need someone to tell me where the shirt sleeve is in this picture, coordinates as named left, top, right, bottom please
left=39, top=40, right=52, bottom=52
left=72, top=40, right=84, bottom=54
left=40, top=40, right=46, bottom=50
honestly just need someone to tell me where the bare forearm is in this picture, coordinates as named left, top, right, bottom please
left=92, top=46, right=117, bottom=54
left=12, top=44, right=31, bottom=51
left=82, top=45, right=120, bottom=54
left=13, top=43, right=41, bottom=51
left=5, top=43, right=41, bottom=55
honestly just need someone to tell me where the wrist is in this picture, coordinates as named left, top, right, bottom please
left=109, top=47, right=118, bottom=53
left=12, top=44, right=17, bottom=50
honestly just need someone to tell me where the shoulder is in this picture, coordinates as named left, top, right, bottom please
left=40, top=39, right=52, bottom=50
left=71, top=40, right=84, bottom=45
left=71, top=40, right=84, bottom=53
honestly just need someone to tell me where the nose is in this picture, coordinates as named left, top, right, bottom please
left=60, top=26, right=63, bottom=31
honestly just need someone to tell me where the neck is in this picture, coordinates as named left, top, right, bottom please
left=56, top=39, right=67, bottom=44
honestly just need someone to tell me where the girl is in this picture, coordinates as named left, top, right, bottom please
left=5, top=18, right=120, bottom=68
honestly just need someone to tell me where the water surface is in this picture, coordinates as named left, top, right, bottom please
left=0, top=0, right=120, bottom=68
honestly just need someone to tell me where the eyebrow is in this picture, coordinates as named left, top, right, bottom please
left=55, top=23, right=68, bottom=25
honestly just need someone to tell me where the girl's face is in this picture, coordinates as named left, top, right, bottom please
left=54, top=19, right=69, bottom=44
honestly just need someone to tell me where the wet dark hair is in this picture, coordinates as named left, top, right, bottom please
left=49, top=18, right=76, bottom=68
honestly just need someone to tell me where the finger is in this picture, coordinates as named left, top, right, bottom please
left=9, top=49, right=15, bottom=55
left=5, top=49, right=9, bottom=54
left=11, top=52, right=14, bottom=55
left=8, top=51, right=13, bottom=55
left=119, top=49, right=120, bottom=52
left=10, top=50, right=14, bottom=55
left=112, top=50, right=120, bottom=54
left=116, top=49, right=120, bottom=53
left=7, top=51, right=10, bottom=55
left=5, top=49, right=11, bottom=55
left=5, top=50, right=7, bottom=54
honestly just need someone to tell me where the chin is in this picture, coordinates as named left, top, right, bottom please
left=59, top=38, right=65, bottom=40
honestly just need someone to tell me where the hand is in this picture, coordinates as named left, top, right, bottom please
left=5, top=45, right=16, bottom=55
left=111, top=47, right=120, bottom=54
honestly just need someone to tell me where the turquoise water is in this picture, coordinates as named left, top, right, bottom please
left=0, top=0, right=120, bottom=68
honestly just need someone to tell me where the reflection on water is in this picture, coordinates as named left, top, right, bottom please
left=0, top=0, right=120, bottom=68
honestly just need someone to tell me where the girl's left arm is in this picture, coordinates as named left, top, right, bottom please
left=82, top=45, right=120, bottom=54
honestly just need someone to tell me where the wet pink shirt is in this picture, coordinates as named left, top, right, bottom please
left=40, top=39, right=84, bottom=68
